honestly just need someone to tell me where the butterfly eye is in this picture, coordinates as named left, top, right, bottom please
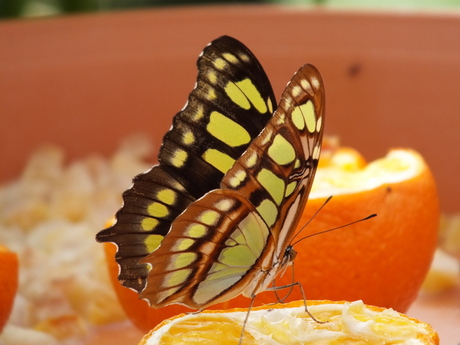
left=286, top=245, right=297, bottom=262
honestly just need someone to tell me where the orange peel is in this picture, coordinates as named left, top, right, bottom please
left=0, top=245, right=19, bottom=331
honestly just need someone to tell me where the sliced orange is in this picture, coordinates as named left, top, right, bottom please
left=138, top=300, right=439, bottom=345
left=105, top=147, right=439, bottom=333
left=0, top=245, right=19, bottom=331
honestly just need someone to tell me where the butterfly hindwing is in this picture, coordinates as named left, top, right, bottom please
left=140, top=64, right=325, bottom=309
left=140, top=189, right=273, bottom=309
left=96, top=36, right=276, bottom=293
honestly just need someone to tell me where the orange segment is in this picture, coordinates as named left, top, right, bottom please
left=105, top=147, right=439, bottom=333
left=139, top=300, right=439, bottom=345
left=0, top=245, right=19, bottom=331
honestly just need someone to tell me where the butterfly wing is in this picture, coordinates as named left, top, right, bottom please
left=140, top=189, right=273, bottom=309
left=223, top=64, right=325, bottom=264
left=140, top=64, right=325, bottom=309
left=96, top=36, right=276, bottom=293
left=160, top=35, right=277, bottom=197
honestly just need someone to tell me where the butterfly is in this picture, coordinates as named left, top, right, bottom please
left=96, top=35, right=325, bottom=311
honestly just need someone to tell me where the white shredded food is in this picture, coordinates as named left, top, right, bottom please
left=143, top=301, right=432, bottom=345
left=0, top=135, right=154, bottom=345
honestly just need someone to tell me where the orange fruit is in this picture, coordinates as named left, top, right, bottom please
left=138, top=300, right=439, bottom=345
left=284, top=148, right=439, bottom=312
left=0, top=245, right=19, bottom=331
left=104, top=147, right=439, bottom=333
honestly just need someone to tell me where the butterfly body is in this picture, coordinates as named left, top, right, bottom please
left=96, top=36, right=324, bottom=311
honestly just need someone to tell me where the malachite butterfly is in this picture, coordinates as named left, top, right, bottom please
left=96, top=35, right=325, bottom=310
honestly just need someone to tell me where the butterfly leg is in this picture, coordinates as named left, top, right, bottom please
left=186, top=308, right=204, bottom=315
left=267, top=282, right=327, bottom=324
left=238, top=295, right=257, bottom=345
left=272, top=264, right=296, bottom=303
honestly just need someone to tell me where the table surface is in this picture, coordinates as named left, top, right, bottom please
left=407, top=279, right=460, bottom=345
left=84, top=277, right=460, bottom=345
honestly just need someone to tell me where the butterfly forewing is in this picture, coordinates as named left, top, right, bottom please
left=139, top=64, right=325, bottom=308
left=159, top=36, right=277, bottom=197
left=96, top=36, right=276, bottom=293
left=223, top=64, right=325, bottom=262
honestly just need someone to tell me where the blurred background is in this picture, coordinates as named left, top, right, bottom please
left=2, top=0, right=460, bottom=19
left=1, top=1, right=460, bottom=344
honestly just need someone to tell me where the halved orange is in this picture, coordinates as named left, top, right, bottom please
left=271, top=148, right=440, bottom=312
left=0, top=245, right=19, bottom=331
left=138, top=300, right=439, bottom=345
left=104, top=147, right=440, bottom=333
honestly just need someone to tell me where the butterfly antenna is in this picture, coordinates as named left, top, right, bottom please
left=291, top=213, right=377, bottom=247
left=291, top=195, right=333, bottom=243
